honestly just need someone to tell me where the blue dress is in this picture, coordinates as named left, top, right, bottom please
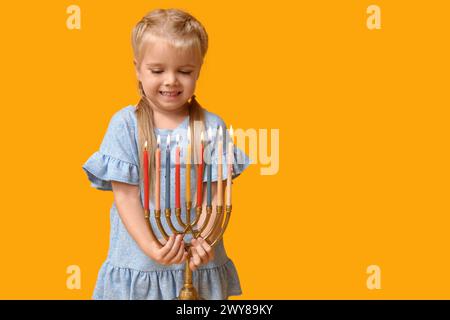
left=82, top=105, right=251, bottom=300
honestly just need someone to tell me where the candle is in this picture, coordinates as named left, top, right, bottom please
left=186, top=126, right=191, bottom=204
left=165, top=134, right=171, bottom=210
left=196, top=132, right=204, bottom=207
left=226, top=126, right=233, bottom=206
left=143, top=141, right=149, bottom=210
left=155, top=135, right=161, bottom=211
left=217, top=126, right=223, bottom=206
left=175, top=134, right=181, bottom=209
left=207, top=127, right=212, bottom=207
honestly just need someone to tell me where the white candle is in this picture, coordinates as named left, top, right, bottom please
left=217, top=126, right=223, bottom=206
left=226, top=126, right=233, bottom=206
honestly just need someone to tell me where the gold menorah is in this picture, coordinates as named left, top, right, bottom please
left=144, top=200, right=232, bottom=300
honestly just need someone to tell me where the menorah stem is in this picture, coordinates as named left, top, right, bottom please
left=184, top=256, right=193, bottom=289
left=178, top=244, right=199, bottom=300
left=186, top=201, right=192, bottom=224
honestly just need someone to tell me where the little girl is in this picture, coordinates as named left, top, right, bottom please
left=82, top=8, right=250, bottom=300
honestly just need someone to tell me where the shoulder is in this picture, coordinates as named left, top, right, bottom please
left=203, top=109, right=227, bottom=129
left=108, top=105, right=137, bottom=131
left=100, top=105, right=139, bottom=161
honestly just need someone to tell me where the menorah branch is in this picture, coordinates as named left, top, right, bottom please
left=209, top=205, right=232, bottom=248
left=165, top=208, right=182, bottom=234
left=154, top=209, right=169, bottom=241
left=144, top=208, right=164, bottom=247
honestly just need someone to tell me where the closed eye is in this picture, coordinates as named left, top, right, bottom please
left=150, top=70, right=192, bottom=75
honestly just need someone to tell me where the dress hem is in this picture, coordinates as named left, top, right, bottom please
left=92, top=258, right=242, bottom=300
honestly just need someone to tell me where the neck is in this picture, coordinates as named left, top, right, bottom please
left=147, top=99, right=190, bottom=130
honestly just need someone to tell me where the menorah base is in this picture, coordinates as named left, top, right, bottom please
left=173, top=286, right=204, bottom=300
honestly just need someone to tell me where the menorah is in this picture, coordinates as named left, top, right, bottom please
left=143, top=200, right=231, bottom=300
left=142, top=125, right=235, bottom=300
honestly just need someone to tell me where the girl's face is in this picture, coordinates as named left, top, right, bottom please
left=135, top=38, right=202, bottom=113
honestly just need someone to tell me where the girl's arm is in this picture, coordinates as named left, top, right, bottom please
left=111, top=181, right=187, bottom=265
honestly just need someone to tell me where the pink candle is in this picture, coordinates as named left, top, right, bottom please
left=155, top=135, right=161, bottom=211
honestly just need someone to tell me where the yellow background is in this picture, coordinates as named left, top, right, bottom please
left=0, top=0, right=449, bottom=299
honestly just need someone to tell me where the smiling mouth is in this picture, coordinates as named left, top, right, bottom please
left=159, top=91, right=182, bottom=96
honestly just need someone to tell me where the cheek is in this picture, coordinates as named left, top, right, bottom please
left=140, top=78, right=158, bottom=90
left=181, top=78, right=196, bottom=89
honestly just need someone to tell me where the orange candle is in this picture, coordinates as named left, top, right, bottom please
left=143, top=141, right=149, bottom=210
left=175, top=134, right=181, bottom=209
left=196, top=132, right=204, bottom=207
left=155, top=135, right=161, bottom=211
left=217, top=126, right=223, bottom=206
left=226, top=126, right=233, bottom=206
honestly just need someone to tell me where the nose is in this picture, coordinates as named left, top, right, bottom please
left=163, top=72, right=179, bottom=87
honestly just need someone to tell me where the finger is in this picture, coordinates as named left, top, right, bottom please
left=193, top=238, right=208, bottom=264
left=189, top=249, right=199, bottom=271
left=158, top=237, right=167, bottom=246
left=171, top=240, right=186, bottom=264
left=158, top=234, right=176, bottom=258
left=189, top=259, right=197, bottom=271
left=198, top=237, right=214, bottom=261
left=181, top=250, right=188, bottom=263
left=164, top=234, right=183, bottom=262
left=190, top=245, right=202, bottom=268
left=158, top=238, right=166, bottom=245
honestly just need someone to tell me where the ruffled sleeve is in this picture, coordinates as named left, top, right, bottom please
left=82, top=108, right=140, bottom=191
left=203, top=118, right=252, bottom=183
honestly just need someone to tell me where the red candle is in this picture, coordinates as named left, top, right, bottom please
left=175, top=134, right=181, bottom=209
left=196, top=132, right=204, bottom=206
left=143, top=141, right=149, bottom=210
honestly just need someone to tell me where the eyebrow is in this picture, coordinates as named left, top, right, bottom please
left=146, top=63, right=196, bottom=68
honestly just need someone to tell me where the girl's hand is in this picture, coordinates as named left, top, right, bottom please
left=148, top=234, right=188, bottom=266
left=189, top=237, right=215, bottom=271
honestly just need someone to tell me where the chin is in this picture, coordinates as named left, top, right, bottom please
left=158, top=101, right=188, bottom=111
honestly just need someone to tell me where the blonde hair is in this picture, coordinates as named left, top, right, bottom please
left=131, top=8, right=208, bottom=206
